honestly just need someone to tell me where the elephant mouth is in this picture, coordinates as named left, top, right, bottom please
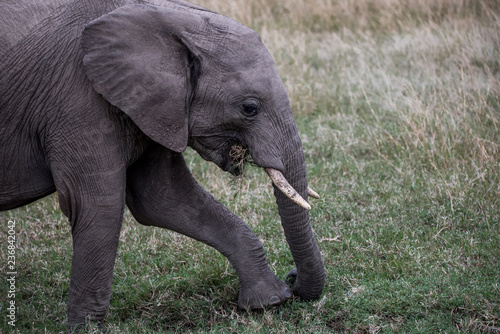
left=228, top=142, right=253, bottom=176
left=189, top=136, right=315, bottom=209
left=188, top=135, right=252, bottom=176
left=227, top=142, right=315, bottom=210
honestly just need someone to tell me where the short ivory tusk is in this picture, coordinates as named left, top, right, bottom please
left=308, top=187, right=320, bottom=199
left=265, top=168, right=311, bottom=210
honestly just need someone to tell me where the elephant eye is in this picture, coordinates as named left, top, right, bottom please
left=242, top=104, right=258, bottom=117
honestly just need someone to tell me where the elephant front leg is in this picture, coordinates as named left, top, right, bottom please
left=125, top=145, right=292, bottom=309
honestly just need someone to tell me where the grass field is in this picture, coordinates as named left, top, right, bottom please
left=1, top=0, right=499, bottom=332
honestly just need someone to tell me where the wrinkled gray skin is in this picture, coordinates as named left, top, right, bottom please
left=0, top=0, right=324, bottom=331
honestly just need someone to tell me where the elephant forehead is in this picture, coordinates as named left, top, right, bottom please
left=234, top=61, right=284, bottom=94
left=224, top=32, right=272, bottom=67
left=219, top=45, right=280, bottom=89
left=215, top=67, right=271, bottom=98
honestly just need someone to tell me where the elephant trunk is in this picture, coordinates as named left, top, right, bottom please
left=271, top=134, right=325, bottom=300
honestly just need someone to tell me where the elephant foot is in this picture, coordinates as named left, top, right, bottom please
left=238, top=274, right=292, bottom=309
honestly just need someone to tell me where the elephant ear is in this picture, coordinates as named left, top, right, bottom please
left=82, top=4, right=204, bottom=152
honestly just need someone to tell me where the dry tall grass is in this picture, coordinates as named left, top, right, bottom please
left=194, top=0, right=499, bottom=173
left=195, top=0, right=498, bottom=32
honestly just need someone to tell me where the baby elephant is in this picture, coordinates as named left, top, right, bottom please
left=0, top=0, right=324, bottom=331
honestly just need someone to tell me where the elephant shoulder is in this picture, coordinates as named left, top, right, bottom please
left=0, top=0, right=68, bottom=54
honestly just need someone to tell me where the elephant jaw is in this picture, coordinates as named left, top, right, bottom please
left=265, top=168, right=319, bottom=211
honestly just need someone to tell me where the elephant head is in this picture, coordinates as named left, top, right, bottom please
left=82, top=3, right=324, bottom=301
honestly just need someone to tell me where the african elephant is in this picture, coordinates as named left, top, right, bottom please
left=0, top=0, right=325, bottom=331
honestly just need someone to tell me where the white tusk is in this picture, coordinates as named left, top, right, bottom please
left=308, top=187, right=320, bottom=199
left=265, top=168, right=311, bottom=210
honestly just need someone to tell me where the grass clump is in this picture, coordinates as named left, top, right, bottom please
left=1, top=0, right=499, bottom=332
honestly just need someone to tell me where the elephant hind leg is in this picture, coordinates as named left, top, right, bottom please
left=50, top=161, right=127, bottom=330
left=125, top=144, right=292, bottom=309
left=59, top=189, right=126, bottom=330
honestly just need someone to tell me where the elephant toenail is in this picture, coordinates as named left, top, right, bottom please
left=269, top=296, right=281, bottom=305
